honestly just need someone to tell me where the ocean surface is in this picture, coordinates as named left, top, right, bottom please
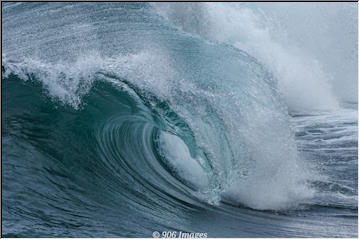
left=2, top=2, right=358, bottom=237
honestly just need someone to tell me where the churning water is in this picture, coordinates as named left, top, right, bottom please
left=2, top=2, right=357, bottom=237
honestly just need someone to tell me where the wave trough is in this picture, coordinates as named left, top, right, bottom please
left=2, top=2, right=357, bottom=237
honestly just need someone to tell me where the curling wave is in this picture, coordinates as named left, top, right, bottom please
left=2, top=2, right=357, bottom=237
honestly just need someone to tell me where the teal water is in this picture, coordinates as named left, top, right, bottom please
left=2, top=2, right=357, bottom=237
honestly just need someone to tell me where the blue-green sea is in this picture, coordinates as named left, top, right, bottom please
left=2, top=2, right=357, bottom=237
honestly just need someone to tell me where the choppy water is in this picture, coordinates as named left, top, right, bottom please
left=2, top=2, right=358, bottom=237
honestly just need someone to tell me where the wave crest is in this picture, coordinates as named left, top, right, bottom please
left=2, top=44, right=314, bottom=210
left=153, top=2, right=340, bottom=111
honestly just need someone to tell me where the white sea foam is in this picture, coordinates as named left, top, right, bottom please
left=159, top=132, right=209, bottom=189
left=153, top=3, right=342, bottom=111
left=2, top=46, right=316, bottom=210
left=2, top=6, right=321, bottom=210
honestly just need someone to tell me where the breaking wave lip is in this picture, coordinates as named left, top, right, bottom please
left=152, top=2, right=340, bottom=112
left=2, top=46, right=316, bottom=211
left=2, top=2, right=357, bottom=237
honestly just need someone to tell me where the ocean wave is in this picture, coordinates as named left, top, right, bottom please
left=2, top=44, right=314, bottom=210
left=2, top=2, right=357, bottom=237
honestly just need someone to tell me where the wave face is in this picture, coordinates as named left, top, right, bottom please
left=2, top=2, right=357, bottom=237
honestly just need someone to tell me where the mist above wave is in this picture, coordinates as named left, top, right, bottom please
left=153, top=2, right=348, bottom=111
left=2, top=46, right=314, bottom=210
left=2, top=2, right=318, bottom=210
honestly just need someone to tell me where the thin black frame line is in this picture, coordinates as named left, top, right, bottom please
left=1, top=0, right=3, bottom=237
left=0, top=1, right=359, bottom=3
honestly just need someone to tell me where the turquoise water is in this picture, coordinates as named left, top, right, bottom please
left=2, top=2, right=357, bottom=237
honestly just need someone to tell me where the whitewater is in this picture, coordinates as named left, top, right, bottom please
left=2, top=2, right=357, bottom=237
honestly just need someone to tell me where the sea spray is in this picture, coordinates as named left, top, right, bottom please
left=2, top=2, right=357, bottom=237
left=152, top=2, right=340, bottom=111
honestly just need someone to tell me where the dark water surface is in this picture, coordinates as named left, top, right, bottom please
left=2, top=2, right=357, bottom=237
